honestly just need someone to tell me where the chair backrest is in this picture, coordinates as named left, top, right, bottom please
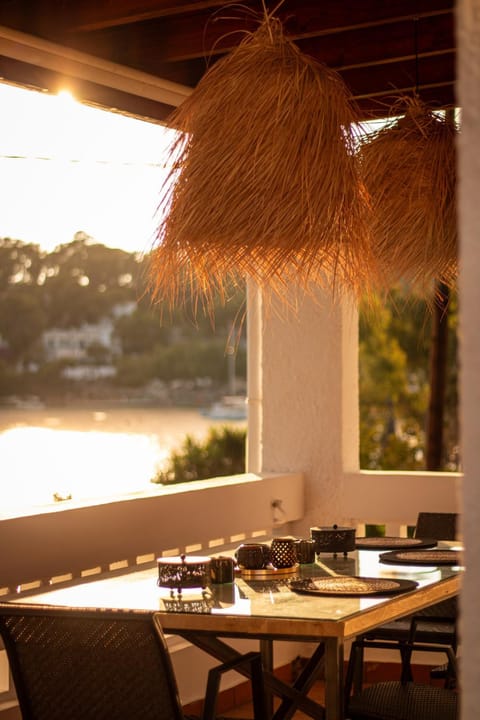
left=0, top=603, right=185, bottom=720
left=414, top=512, right=458, bottom=541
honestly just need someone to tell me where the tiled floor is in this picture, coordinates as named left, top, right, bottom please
left=225, top=679, right=326, bottom=718
left=200, top=661, right=443, bottom=719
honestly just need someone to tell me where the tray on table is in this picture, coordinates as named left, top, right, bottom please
left=240, top=565, right=299, bottom=579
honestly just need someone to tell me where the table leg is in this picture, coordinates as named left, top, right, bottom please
left=260, top=639, right=274, bottom=720
left=179, top=633, right=326, bottom=718
left=272, top=641, right=326, bottom=720
left=324, top=637, right=344, bottom=720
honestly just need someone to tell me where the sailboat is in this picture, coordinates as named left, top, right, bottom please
left=202, top=395, right=247, bottom=420
left=202, top=347, right=247, bottom=420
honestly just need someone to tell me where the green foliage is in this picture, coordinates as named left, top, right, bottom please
left=148, top=341, right=246, bottom=383
left=0, top=359, right=14, bottom=395
left=0, top=235, right=247, bottom=400
left=359, top=287, right=458, bottom=471
left=152, top=426, right=246, bottom=484
left=365, top=524, right=386, bottom=537
left=0, top=237, right=44, bottom=286
left=0, top=286, right=46, bottom=362
left=41, top=233, right=144, bottom=327
left=114, top=353, right=158, bottom=387
left=114, top=308, right=168, bottom=355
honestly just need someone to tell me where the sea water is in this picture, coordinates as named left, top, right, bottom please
left=0, top=406, right=246, bottom=513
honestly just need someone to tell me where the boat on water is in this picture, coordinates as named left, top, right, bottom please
left=202, top=395, right=247, bottom=420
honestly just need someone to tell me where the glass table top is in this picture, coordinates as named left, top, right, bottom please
left=12, top=549, right=462, bottom=627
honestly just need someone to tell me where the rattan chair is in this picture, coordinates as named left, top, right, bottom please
left=345, top=634, right=459, bottom=720
left=0, top=603, right=266, bottom=720
left=351, top=512, right=459, bottom=691
left=346, top=680, right=459, bottom=720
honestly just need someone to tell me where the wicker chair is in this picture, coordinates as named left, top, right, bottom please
left=0, top=603, right=266, bottom=720
left=345, top=634, right=459, bottom=720
left=346, top=680, right=458, bottom=720
left=351, top=512, right=458, bottom=691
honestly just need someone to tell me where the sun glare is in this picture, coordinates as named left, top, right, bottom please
left=57, top=89, right=75, bottom=103
left=0, top=82, right=174, bottom=253
left=0, top=426, right=165, bottom=507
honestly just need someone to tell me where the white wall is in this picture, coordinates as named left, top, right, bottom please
left=457, top=1, right=480, bottom=718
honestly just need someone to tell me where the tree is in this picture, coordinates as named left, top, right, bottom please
left=359, top=287, right=459, bottom=471
left=0, top=288, right=46, bottom=363
left=114, top=308, right=168, bottom=354
left=0, top=237, right=44, bottom=286
left=41, top=233, right=144, bottom=327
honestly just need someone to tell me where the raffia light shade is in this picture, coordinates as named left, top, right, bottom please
left=148, top=16, right=378, bottom=314
left=358, top=97, right=458, bottom=298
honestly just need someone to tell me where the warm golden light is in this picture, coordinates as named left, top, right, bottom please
left=57, top=89, right=75, bottom=104
left=0, top=426, right=165, bottom=507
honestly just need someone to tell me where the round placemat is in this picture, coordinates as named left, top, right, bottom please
left=355, top=537, right=437, bottom=551
left=289, top=575, right=418, bottom=596
left=379, top=549, right=461, bottom=566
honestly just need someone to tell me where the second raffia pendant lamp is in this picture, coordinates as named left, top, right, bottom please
left=148, top=12, right=378, bottom=315
left=358, top=96, right=458, bottom=301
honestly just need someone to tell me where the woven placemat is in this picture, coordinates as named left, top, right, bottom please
left=355, top=537, right=437, bottom=550
left=379, top=549, right=461, bottom=566
left=290, top=575, right=418, bottom=596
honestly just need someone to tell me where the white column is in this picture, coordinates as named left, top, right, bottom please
left=249, top=284, right=359, bottom=535
left=457, top=1, right=480, bottom=718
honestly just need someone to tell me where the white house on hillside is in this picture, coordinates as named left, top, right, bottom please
left=42, top=302, right=136, bottom=362
left=42, top=319, right=119, bottom=362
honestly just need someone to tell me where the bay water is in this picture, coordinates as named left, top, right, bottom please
left=0, top=405, right=246, bottom=513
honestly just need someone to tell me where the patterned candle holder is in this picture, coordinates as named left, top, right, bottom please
left=270, top=537, right=297, bottom=568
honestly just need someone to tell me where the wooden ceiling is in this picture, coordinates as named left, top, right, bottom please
left=0, top=0, right=456, bottom=124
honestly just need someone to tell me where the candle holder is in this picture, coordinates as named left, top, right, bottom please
left=157, top=554, right=211, bottom=597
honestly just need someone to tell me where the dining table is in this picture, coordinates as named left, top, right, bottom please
left=5, top=544, right=462, bottom=720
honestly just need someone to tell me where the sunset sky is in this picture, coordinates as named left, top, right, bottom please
left=0, top=82, right=174, bottom=254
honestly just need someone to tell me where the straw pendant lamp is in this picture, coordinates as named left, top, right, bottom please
left=358, top=96, right=458, bottom=302
left=148, top=13, right=378, bottom=316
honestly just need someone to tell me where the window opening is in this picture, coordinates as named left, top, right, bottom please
left=0, top=83, right=247, bottom=512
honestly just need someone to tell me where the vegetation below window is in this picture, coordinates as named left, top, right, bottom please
left=152, top=426, right=246, bottom=484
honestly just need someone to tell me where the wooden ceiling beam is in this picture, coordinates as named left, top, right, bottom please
left=0, top=57, right=175, bottom=123
left=64, top=0, right=234, bottom=32
left=65, top=6, right=453, bottom=68
left=67, top=11, right=453, bottom=85
left=61, top=0, right=454, bottom=34
left=0, top=24, right=191, bottom=106
left=341, top=51, right=455, bottom=99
